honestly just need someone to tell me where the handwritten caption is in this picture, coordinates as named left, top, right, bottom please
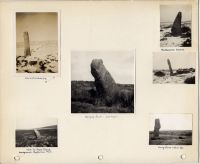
left=84, top=115, right=117, bottom=119
left=158, top=146, right=184, bottom=150
left=19, top=148, right=52, bottom=154
left=24, top=76, right=55, bottom=83
left=25, top=77, right=47, bottom=81
left=161, top=48, right=184, bottom=52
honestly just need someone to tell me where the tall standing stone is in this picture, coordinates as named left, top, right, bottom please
left=24, top=31, right=31, bottom=57
left=171, top=12, right=182, bottom=36
left=33, top=129, right=41, bottom=139
left=153, top=118, right=161, bottom=137
left=167, top=59, right=174, bottom=76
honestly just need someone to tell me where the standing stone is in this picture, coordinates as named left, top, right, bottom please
left=24, top=31, right=31, bottom=57
left=171, top=12, right=182, bottom=36
left=90, top=59, right=134, bottom=107
left=167, top=59, right=174, bottom=76
left=153, top=118, right=161, bottom=137
left=91, top=59, right=117, bottom=105
left=33, top=129, right=41, bottom=139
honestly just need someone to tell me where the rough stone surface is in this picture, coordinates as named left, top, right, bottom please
left=34, top=129, right=41, bottom=139
left=154, top=118, right=161, bottom=137
left=171, top=12, right=182, bottom=36
left=91, top=59, right=133, bottom=107
left=24, top=31, right=31, bottom=57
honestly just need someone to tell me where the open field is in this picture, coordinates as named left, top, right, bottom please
left=16, top=125, right=57, bottom=147
left=149, top=130, right=192, bottom=145
left=71, top=81, right=134, bottom=113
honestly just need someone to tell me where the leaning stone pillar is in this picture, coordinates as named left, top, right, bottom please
left=167, top=59, right=174, bottom=76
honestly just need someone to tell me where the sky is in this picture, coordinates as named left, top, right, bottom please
left=71, top=51, right=135, bottom=84
left=16, top=118, right=57, bottom=130
left=153, top=53, right=196, bottom=70
left=150, top=114, right=192, bottom=131
left=16, top=12, right=58, bottom=42
left=160, top=5, right=191, bottom=23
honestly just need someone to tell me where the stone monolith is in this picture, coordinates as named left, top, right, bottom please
left=167, top=59, right=174, bottom=76
left=24, top=31, right=31, bottom=57
left=153, top=118, right=161, bottom=137
left=171, top=12, right=182, bottom=36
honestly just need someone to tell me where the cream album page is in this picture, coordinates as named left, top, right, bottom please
left=0, top=0, right=198, bottom=163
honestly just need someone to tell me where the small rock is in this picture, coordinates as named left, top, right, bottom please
left=154, top=71, right=165, bottom=77
left=184, top=76, right=195, bottom=84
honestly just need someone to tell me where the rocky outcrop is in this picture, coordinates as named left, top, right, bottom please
left=171, top=12, right=182, bottom=36
left=91, top=59, right=133, bottom=107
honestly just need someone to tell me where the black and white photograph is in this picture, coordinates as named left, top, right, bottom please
left=149, top=114, right=192, bottom=145
left=71, top=51, right=135, bottom=113
left=16, top=118, right=57, bottom=147
left=153, top=53, right=195, bottom=84
left=160, top=5, right=192, bottom=47
left=16, top=12, right=59, bottom=73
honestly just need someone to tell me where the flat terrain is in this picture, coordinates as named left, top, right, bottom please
left=71, top=81, right=134, bottom=113
left=16, top=125, right=57, bottom=147
left=149, top=130, right=192, bottom=145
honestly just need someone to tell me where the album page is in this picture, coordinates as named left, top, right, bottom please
left=0, top=0, right=198, bottom=163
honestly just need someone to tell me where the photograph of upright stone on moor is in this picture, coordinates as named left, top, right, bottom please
left=160, top=5, right=192, bottom=47
left=16, top=12, right=58, bottom=73
left=71, top=51, right=135, bottom=113
left=149, top=114, right=192, bottom=145
left=16, top=118, right=57, bottom=147
left=153, top=52, right=195, bottom=84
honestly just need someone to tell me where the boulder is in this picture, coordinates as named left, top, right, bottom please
left=171, top=12, right=182, bottom=36
left=181, top=39, right=191, bottom=47
left=154, top=71, right=165, bottom=77
left=184, top=76, right=195, bottom=84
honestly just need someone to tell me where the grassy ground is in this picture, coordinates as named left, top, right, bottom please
left=149, top=130, right=192, bottom=145
left=71, top=81, right=134, bottom=113
left=16, top=126, right=57, bottom=147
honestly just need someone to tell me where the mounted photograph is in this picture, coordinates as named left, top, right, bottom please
left=160, top=5, right=192, bottom=47
left=16, top=12, right=59, bottom=73
left=71, top=51, right=135, bottom=113
left=153, top=52, right=195, bottom=84
left=149, top=114, right=192, bottom=145
left=16, top=118, right=58, bottom=147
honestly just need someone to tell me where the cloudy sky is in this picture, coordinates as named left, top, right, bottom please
left=150, top=114, right=192, bottom=131
left=160, top=5, right=191, bottom=23
left=16, top=12, right=58, bottom=42
left=153, top=53, right=196, bottom=70
left=71, top=51, right=135, bottom=84
left=16, top=118, right=57, bottom=130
